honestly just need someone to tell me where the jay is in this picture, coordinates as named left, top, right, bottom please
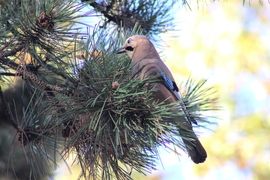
left=116, top=35, right=206, bottom=164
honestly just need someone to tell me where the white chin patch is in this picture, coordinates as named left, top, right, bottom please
left=126, top=51, right=133, bottom=58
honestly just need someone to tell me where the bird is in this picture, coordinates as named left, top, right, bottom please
left=116, top=35, right=207, bottom=164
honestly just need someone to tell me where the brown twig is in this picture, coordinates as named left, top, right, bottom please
left=89, top=1, right=129, bottom=26
left=0, top=57, right=73, bottom=96
left=0, top=72, right=16, bottom=76
left=0, top=45, right=24, bottom=58
left=0, top=38, right=15, bottom=52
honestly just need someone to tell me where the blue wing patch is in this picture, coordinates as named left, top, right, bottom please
left=158, top=70, right=179, bottom=92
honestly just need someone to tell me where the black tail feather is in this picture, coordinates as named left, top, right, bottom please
left=183, top=137, right=207, bottom=164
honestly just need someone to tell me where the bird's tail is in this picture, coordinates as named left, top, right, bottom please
left=182, top=134, right=207, bottom=164
left=178, top=125, right=207, bottom=164
left=175, top=92, right=207, bottom=164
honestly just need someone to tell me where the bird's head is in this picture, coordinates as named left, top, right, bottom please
left=116, top=35, right=160, bottom=61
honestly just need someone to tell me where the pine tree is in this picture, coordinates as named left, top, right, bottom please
left=0, top=0, right=218, bottom=179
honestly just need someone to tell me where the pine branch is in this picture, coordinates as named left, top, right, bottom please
left=1, top=31, right=219, bottom=180
left=86, top=0, right=176, bottom=37
left=0, top=72, right=16, bottom=76
left=11, top=91, right=62, bottom=179
left=0, top=57, right=73, bottom=96
left=49, top=31, right=219, bottom=179
left=0, top=44, right=24, bottom=58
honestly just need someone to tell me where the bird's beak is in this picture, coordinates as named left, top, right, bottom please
left=116, top=46, right=126, bottom=54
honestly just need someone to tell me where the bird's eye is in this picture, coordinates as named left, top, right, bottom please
left=127, top=39, right=131, bottom=44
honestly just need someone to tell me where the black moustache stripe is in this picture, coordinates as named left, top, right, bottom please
left=125, top=46, right=134, bottom=51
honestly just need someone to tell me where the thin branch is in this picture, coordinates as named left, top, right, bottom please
left=0, top=38, right=16, bottom=52
left=90, top=2, right=121, bottom=23
left=0, top=45, right=24, bottom=58
left=0, top=57, right=73, bottom=96
left=0, top=72, right=16, bottom=76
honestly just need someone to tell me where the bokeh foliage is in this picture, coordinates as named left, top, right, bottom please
left=163, top=1, right=270, bottom=179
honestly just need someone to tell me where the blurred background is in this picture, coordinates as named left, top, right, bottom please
left=159, top=1, right=270, bottom=179
left=55, top=1, right=270, bottom=179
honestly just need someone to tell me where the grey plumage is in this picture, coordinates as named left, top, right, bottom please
left=117, top=35, right=207, bottom=164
